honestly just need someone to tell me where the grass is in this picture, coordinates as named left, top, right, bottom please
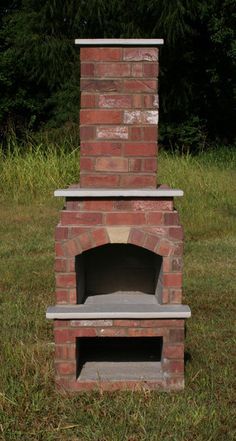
left=0, top=143, right=235, bottom=440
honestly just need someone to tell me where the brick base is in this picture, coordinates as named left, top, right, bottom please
left=53, top=318, right=185, bottom=392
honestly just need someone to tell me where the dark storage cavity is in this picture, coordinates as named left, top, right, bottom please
left=76, top=337, right=163, bottom=381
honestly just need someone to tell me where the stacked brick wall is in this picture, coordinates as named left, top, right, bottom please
left=53, top=318, right=185, bottom=391
left=80, top=47, right=159, bottom=188
left=54, top=197, right=183, bottom=306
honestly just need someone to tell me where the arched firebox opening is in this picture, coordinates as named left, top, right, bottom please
left=76, top=243, right=163, bottom=305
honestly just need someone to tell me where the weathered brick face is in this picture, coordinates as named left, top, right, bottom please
left=80, top=47, right=159, bottom=188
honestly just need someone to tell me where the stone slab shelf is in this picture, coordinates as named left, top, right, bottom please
left=54, top=188, right=184, bottom=198
left=75, top=39, right=164, bottom=46
left=46, top=304, right=191, bottom=319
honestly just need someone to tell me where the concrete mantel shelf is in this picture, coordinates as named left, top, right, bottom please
left=75, top=39, right=164, bottom=46
left=46, top=304, right=191, bottom=320
left=54, top=188, right=183, bottom=198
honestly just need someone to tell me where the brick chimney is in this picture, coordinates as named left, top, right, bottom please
left=79, top=39, right=162, bottom=188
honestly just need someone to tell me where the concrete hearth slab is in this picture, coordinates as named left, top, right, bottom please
left=84, top=292, right=158, bottom=305
left=46, top=304, right=191, bottom=319
left=78, top=361, right=163, bottom=381
left=75, top=39, right=164, bottom=46
left=54, top=188, right=183, bottom=197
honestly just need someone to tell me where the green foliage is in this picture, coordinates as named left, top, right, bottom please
left=0, top=0, right=235, bottom=147
left=160, top=116, right=207, bottom=153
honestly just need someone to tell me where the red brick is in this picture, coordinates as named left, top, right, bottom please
left=128, top=328, right=164, bottom=337
left=169, top=329, right=185, bottom=343
left=163, top=273, right=182, bottom=288
left=78, top=232, right=93, bottom=251
left=144, top=234, right=159, bottom=252
left=63, top=238, right=81, bottom=256
left=131, top=63, right=143, bottom=77
left=123, top=80, right=157, bottom=93
left=171, top=258, right=183, bottom=272
left=106, top=212, right=145, bottom=225
left=95, top=157, right=128, bottom=172
left=69, top=227, right=90, bottom=238
left=76, top=328, right=97, bottom=337
left=81, top=47, right=122, bottom=61
left=81, top=141, right=122, bottom=156
left=54, top=320, right=69, bottom=328
left=81, top=93, right=96, bottom=108
left=56, top=273, right=76, bottom=288
left=66, top=200, right=82, bottom=210
left=80, top=126, right=95, bottom=140
left=128, top=228, right=146, bottom=247
left=132, top=200, right=169, bottom=211
left=95, top=63, right=130, bottom=77
left=55, top=362, right=76, bottom=375
left=169, top=227, right=184, bottom=240
left=80, top=174, right=119, bottom=188
left=55, top=345, right=75, bottom=360
left=113, top=320, right=140, bottom=327
left=91, top=228, right=109, bottom=247
left=165, top=360, right=184, bottom=374
left=142, top=158, right=157, bottom=172
left=80, top=109, right=122, bottom=124
left=96, top=126, right=128, bottom=140
left=55, top=242, right=65, bottom=257
left=169, top=289, right=182, bottom=304
left=124, top=110, right=158, bottom=125
left=163, top=344, right=184, bottom=359
left=80, top=157, right=94, bottom=171
left=96, top=328, right=127, bottom=336
left=165, top=378, right=184, bottom=390
left=173, top=243, right=184, bottom=256
left=81, top=79, right=122, bottom=92
left=55, top=259, right=67, bottom=272
left=140, top=319, right=184, bottom=327
left=124, top=143, right=156, bottom=156
left=98, top=94, right=131, bottom=109
left=56, top=289, right=69, bottom=304
left=143, top=63, right=158, bottom=77
left=120, top=175, right=156, bottom=188
left=158, top=239, right=173, bottom=256
left=55, top=226, right=68, bottom=240
left=80, top=63, right=94, bottom=77
left=132, top=94, right=143, bottom=108
left=71, top=320, right=112, bottom=327
left=143, top=94, right=159, bottom=109
left=164, top=212, right=180, bottom=226
left=61, top=211, right=103, bottom=225
left=83, top=200, right=114, bottom=211
left=54, top=329, right=72, bottom=344
left=143, top=126, right=158, bottom=140
left=129, top=158, right=142, bottom=171
left=130, top=126, right=142, bottom=140
left=114, top=200, right=132, bottom=210
left=68, top=288, right=77, bottom=304
left=67, top=258, right=75, bottom=272
left=162, top=289, right=169, bottom=304
left=147, top=212, right=163, bottom=224
left=163, top=257, right=171, bottom=272
left=123, top=48, right=158, bottom=61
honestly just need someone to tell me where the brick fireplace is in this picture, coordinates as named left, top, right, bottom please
left=46, top=39, right=191, bottom=391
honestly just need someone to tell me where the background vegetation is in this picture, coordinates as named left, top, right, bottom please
left=0, top=0, right=235, bottom=149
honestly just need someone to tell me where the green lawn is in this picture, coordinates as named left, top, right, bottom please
left=0, top=148, right=235, bottom=440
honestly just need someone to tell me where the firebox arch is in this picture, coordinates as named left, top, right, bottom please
left=62, top=227, right=177, bottom=259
